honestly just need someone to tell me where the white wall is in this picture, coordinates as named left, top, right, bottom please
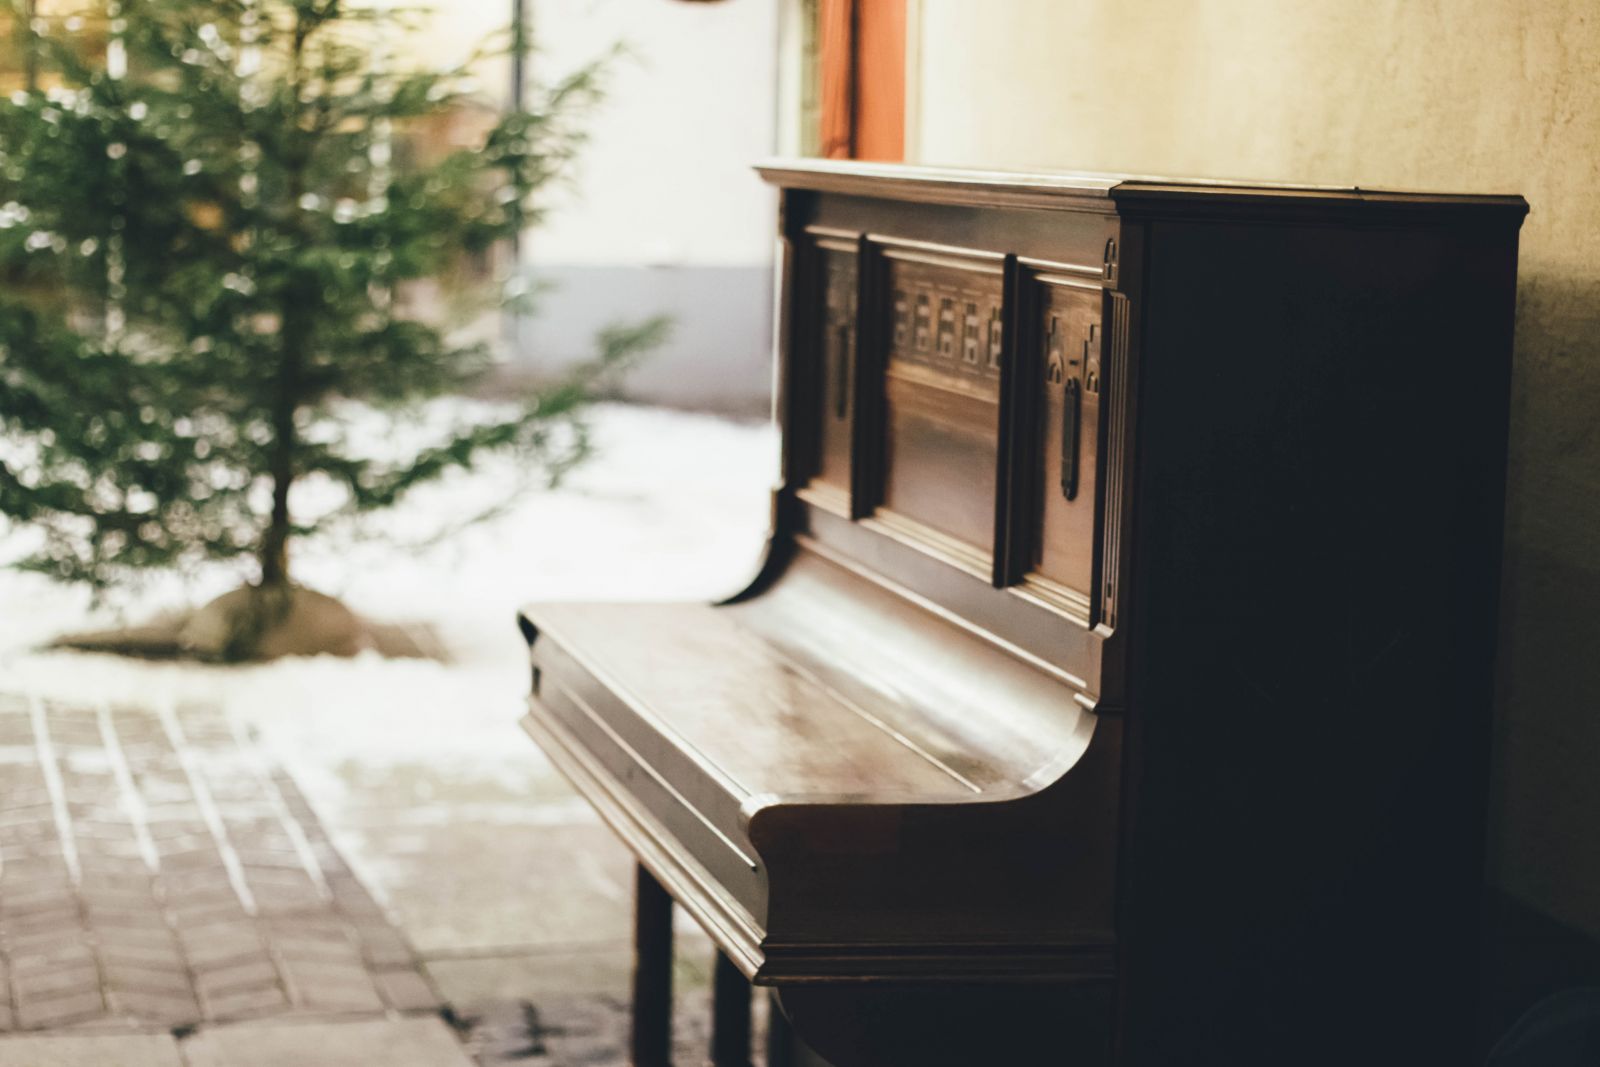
left=404, top=0, right=783, bottom=411
left=523, top=0, right=779, bottom=268
left=403, top=0, right=778, bottom=267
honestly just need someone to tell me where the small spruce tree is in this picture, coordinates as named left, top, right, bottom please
left=0, top=0, right=663, bottom=655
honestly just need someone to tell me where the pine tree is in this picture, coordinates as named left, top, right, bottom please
left=0, top=0, right=664, bottom=655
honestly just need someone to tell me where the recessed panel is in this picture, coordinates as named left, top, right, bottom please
left=1030, top=277, right=1103, bottom=609
left=808, top=241, right=858, bottom=506
left=879, top=250, right=1004, bottom=557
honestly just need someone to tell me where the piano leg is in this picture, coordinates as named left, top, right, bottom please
left=632, top=864, right=674, bottom=1067
left=710, top=951, right=753, bottom=1067
left=765, top=991, right=796, bottom=1067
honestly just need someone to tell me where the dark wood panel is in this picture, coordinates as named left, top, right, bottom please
left=806, top=240, right=857, bottom=510
left=1116, top=218, right=1523, bottom=1067
left=798, top=191, right=1116, bottom=273
left=878, top=250, right=1004, bottom=556
left=1023, top=274, right=1104, bottom=612
left=797, top=507, right=1108, bottom=702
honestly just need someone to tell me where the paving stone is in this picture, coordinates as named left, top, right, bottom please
left=373, top=967, right=441, bottom=1012
left=106, top=989, right=202, bottom=1023
left=96, top=935, right=185, bottom=966
left=105, top=991, right=195, bottom=1021
left=77, top=855, right=150, bottom=876
left=167, top=898, right=247, bottom=925
left=84, top=908, right=170, bottom=933
left=292, top=981, right=385, bottom=1013
left=182, top=1017, right=476, bottom=1067
left=79, top=883, right=161, bottom=906
left=3, top=905, right=82, bottom=934
left=269, top=937, right=357, bottom=964
left=198, top=984, right=290, bottom=1021
left=103, top=963, right=193, bottom=996
left=276, top=956, right=382, bottom=1011
left=13, top=964, right=100, bottom=1000
left=163, top=849, right=229, bottom=871
left=7, top=938, right=94, bottom=970
left=15, top=988, right=105, bottom=1029
left=423, top=950, right=633, bottom=1005
left=0, top=880, right=74, bottom=907
left=354, top=928, right=417, bottom=968
left=194, top=955, right=281, bottom=986
left=249, top=890, right=324, bottom=916
left=0, top=803, right=56, bottom=826
left=0, top=817, right=58, bottom=841
left=0, top=698, right=439, bottom=1040
left=0, top=1033, right=183, bottom=1066
left=192, top=959, right=280, bottom=995
left=95, top=923, right=181, bottom=947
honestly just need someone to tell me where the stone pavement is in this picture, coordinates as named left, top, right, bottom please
left=0, top=692, right=445, bottom=1059
left=0, top=690, right=767, bottom=1066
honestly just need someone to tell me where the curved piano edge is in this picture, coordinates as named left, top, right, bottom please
left=752, top=939, right=1116, bottom=986
left=518, top=704, right=768, bottom=978
left=715, top=485, right=792, bottom=607
left=740, top=714, right=1123, bottom=984
left=524, top=691, right=1124, bottom=987
left=726, top=690, right=1102, bottom=822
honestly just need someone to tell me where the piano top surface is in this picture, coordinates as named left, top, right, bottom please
left=756, top=157, right=1530, bottom=216
left=523, top=551, right=1096, bottom=812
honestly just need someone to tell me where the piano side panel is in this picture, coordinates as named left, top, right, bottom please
left=1117, top=215, right=1522, bottom=1066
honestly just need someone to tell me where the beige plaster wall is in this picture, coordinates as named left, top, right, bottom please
left=911, top=0, right=1600, bottom=938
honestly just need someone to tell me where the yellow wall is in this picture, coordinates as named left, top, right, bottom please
left=911, top=0, right=1600, bottom=938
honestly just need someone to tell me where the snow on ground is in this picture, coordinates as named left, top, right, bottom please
left=0, top=403, right=777, bottom=913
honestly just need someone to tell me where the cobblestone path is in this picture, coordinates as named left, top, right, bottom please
left=0, top=693, right=440, bottom=1035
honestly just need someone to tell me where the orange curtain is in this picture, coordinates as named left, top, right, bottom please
left=817, top=0, right=856, bottom=159
left=818, top=0, right=905, bottom=162
left=854, top=0, right=905, bottom=162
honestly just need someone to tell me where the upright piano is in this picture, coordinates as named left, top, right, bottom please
left=519, top=161, right=1527, bottom=1066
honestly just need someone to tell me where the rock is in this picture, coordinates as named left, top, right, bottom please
left=178, top=585, right=367, bottom=659
left=51, top=585, right=445, bottom=662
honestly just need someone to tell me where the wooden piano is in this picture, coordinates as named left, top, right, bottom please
left=519, top=161, right=1527, bottom=1066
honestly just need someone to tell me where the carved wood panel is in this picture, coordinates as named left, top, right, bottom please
left=878, top=248, right=1005, bottom=558
left=808, top=239, right=858, bottom=507
left=1028, top=276, right=1103, bottom=613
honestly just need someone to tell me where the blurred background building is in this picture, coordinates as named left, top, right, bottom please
left=396, top=0, right=788, bottom=416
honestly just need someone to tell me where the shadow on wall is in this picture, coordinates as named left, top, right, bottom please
left=1483, top=270, right=1600, bottom=1039
left=514, top=264, right=775, bottom=418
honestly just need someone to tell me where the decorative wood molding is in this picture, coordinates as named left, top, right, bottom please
left=756, top=158, right=1529, bottom=222
left=1097, top=290, right=1131, bottom=631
